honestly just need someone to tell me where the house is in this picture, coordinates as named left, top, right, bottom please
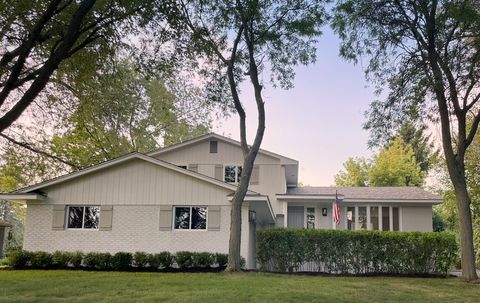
left=0, top=133, right=442, bottom=269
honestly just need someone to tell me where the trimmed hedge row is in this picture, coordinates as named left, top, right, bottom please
left=257, top=228, right=457, bottom=275
left=8, top=250, right=235, bottom=271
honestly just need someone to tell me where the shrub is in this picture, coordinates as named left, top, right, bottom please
left=70, top=251, right=83, bottom=268
left=111, top=252, right=132, bottom=271
left=175, top=251, right=194, bottom=269
left=8, top=250, right=30, bottom=269
left=134, top=252, right=149, bottom=268
left=215, top=253, right=228, bottom=267
left=52, top=251, right=70, bottom=268
left=192, top=252, right=214, bottom=268
left=257, top=228, right=458, bottom=275
left=84, top=252, right=112, bottom=270
left=30, top=251, right=53, bottom=268
left=149, top=252, right=174, bottom=269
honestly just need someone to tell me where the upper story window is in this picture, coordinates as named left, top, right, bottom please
left=67, top=206, right=100, bottom=229
left=224, top=165, right=242, bottom=183
left=210, top=140, right=218, bottom=153
left=174, top=206, right=207, bottom=230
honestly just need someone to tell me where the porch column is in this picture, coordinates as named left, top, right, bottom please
left=331, top=202, right=336, bottom=229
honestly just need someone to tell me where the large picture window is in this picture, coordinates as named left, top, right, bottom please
left=224, top=165, right=242, bottom=183
left=67, top=206, right=100, bottom=229
left=174, top=206, right=207, bottom=230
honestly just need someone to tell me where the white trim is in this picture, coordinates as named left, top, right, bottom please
left=0, top=194, right=45, bottom=201
left=66, top=205, right=100, bottom=230
left=223, top=164, right=242, bottom=184
left=342, top=198, right=442, bottom=204
left=277, top=195, right=344, bottom=200
left=172, top=206, right=208, bottom=231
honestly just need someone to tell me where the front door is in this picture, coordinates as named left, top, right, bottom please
left=287, top=206, right=304, bottom=228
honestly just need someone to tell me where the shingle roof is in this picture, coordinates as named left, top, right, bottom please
left=286, top=186, right=441, bottom=201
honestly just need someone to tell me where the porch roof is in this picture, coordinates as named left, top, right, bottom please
left=278, top=186, right=442, bottom=204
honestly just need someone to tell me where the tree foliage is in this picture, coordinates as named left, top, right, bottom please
left=332, top=0, right=480, bottom=280
left=369, top=138, right=425, bottom=186
left=0, top=0, right=153, bottom=133
left=335, top=138, right=424, bottom=187
left=50, top=62, right=209, bottom=169
left=334, top=157, right=370, bottom=187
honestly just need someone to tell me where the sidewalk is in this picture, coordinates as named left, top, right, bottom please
left=449, top=269, right=480, bottom=277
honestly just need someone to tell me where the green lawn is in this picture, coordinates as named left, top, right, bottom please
left=0, top=270, right=478, bottom=303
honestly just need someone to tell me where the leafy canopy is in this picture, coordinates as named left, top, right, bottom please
left=335, top=138, right=424, bottom=187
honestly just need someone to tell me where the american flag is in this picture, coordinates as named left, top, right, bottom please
left=333, top=190, right=340, bottom=225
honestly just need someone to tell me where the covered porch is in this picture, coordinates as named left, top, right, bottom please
left=276, top=194, right=411, bottom=232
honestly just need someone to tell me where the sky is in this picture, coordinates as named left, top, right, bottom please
left=212, top=28, right=377, bottom=186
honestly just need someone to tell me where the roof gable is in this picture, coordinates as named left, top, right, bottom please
left=15, top=153, right=257, bottom=195
left=147, top=133, right=298, bottom=165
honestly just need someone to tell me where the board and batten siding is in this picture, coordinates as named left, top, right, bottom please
left=153, top=139, right=287, bottom=215
left=43, top=159, right=232, bottom=206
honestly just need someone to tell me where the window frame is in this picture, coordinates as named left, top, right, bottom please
left=344, top=205, right=402, bottom=232
left=173, top=206, right=208, bottom=231
left=224, top=165, right=242, bottom=184
left=209, top=140, right=218, bottom=153
left=66, top=205, right=100, bottom=230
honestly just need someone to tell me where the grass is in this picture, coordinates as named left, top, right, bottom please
left=0, top=270, right=478, bottom=303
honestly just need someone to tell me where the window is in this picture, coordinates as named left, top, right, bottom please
left=174, top=206, right=207, bottom=230
left=67, top=206, right=100, bottom=229
left=370, top=206, right=379, bottom=230
left=393, top=207, right=400, bottom=231
left=358, top=207, right=367, bottom=230
left=382, top=207, right=390, bottom=231
left=347, top=207, right=355, bottom=230
left=210, top=140, right=218, bottom=153
left=224, top=165, right=242, bottom=183
left=306, top=208, right=315, bottom=229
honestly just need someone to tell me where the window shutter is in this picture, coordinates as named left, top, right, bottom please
left=214, top=164, right=223, bottom=180
left=99, top=205, right=113, bottom=231
left=208, top=206, right=221, bottom=231
left=187, top=164, right=198, bottom=173
left=52, top=205, right=66, bottom=230
left=250, top=165, right=260, bottom=185
left=159, top=205, right=173, bottom=231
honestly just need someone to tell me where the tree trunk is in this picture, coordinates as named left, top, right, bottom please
left=451, top=174, right=478, bottom=281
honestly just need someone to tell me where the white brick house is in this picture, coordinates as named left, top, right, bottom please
left=0, top=133, right=442, bottom=269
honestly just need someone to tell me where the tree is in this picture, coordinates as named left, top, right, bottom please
left=367, top=122, right=439, bottom=174
left=50, top=62, right=210, bottom=168
left=334, top=157, right=370, bottom=186
left=0, top=0, right=153, bottom=134
left=335, top=138, right=424, bottom=187
left=434, top=118, right=480, bottom=267
left=369, top=138, right=424, bottom=186
left=333, top=0, right=480, bottom=281
left=163, top=0, right=328, bottom=271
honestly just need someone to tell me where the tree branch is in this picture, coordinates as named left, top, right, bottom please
left=0, top=133, right=78, bottom=169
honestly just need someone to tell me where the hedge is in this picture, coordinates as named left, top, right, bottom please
left=7, top=250, right=236, bottom=271
left=257, top=228, right=458, bottom=275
